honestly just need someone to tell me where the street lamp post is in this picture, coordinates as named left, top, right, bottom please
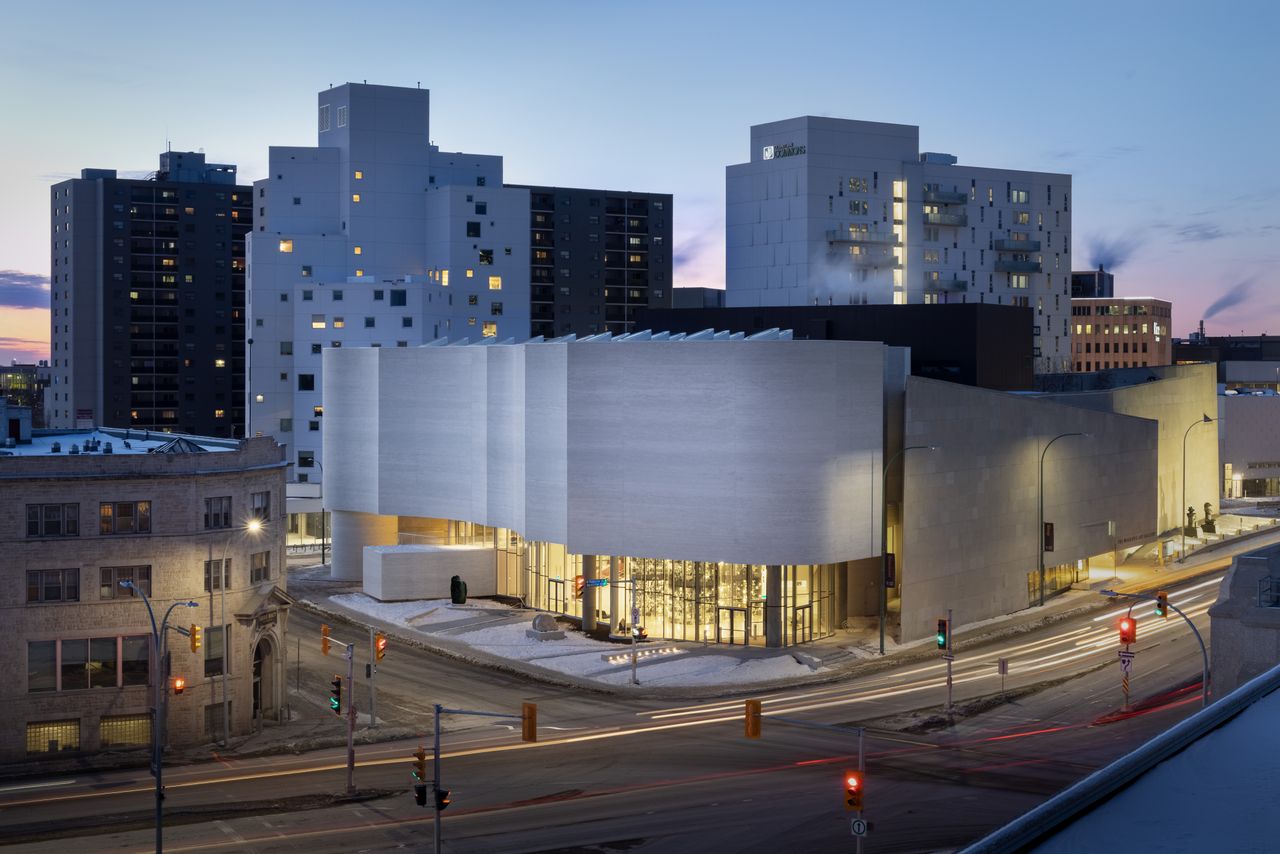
left=121, top=580, right=197, bottom=854
left=1039, top=432, right=1089, bottom=608
left=217, top=519, right=263, bottom=747
left=880, top=444, right=936, bottom=655
left=1181, top=413, right=1216, bottom=559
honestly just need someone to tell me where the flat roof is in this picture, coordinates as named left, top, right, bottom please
left=1, top=427, right=236, bottom=458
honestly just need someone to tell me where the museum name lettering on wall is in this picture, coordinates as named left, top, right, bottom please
left=762, top=143, right=806, bottom=160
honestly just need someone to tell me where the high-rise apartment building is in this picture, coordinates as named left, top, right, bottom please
left=246, top=83, right=531, bottom=499
left=48, top=153, right=251, bottom=436
left=726, top=117, right=1072, bottom=373
left=505, top=186, right=673, bottom=337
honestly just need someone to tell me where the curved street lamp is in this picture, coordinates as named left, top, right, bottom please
left=1181, top=413, right=1216, bottom=559
left=121, top=580, right=198, bottom=854
left=1039, top=432, right=1090, bottom=607
left=880, top=444, right=937, bottom=654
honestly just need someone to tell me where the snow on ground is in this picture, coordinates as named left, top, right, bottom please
left=329, top=593, right=513, bottom=627
left=328, top=592, right=824, bottom=687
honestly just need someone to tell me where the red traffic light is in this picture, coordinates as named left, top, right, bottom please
left=844, top=769, right=864, bottom=811
left=1119, top=617, right=1137, bottom=645
left=172, top=676, right=186, bottom=695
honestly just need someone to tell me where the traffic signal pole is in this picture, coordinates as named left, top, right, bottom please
left=368, top=626, right=377, bottom=728
left=429, top=702, right=535, bottom=854
left=345, top=642, right=356, bottom=795
left=1102, top=588, right=1210, bottom=708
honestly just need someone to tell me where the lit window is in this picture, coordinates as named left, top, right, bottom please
left=214, top=359, right=226, bottom=368
left=354, top=171, right=363, bottom=180
left=466, top=269, right=474, bottom=278
left=488, top=276, right=502, bottom=290
left=279, top=239, right=294, bottom=253
left=353, top=246, right=362, bottom=255
left=333, top=317, right=345, bottom=328
left=255, top=394, right=264, bottom=403
left=214, top=409, right=225, bottom=418
left=129, top=291, right=139, bottom=300
left=311, top=315, right=326, bottom=329
left=352, top=194, right=361, bottom=203
left=441, top=270, right=449, bottom=287
left=482, top=321, right=498, bottom=338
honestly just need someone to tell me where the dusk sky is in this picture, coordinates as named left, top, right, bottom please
left=2, top=0, right=1277, bottom=364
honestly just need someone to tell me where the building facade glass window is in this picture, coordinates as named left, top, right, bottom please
left=99, top=501, right=151, bottom=535
left=100, top=565, right=151, bottom=599
left=204, top=496, right=232, bottom=529
left=27, top=503, right=79, bottom=537
left=27, top=568, right=79, bottom=603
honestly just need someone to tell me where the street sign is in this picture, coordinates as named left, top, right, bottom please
left=631, top=607, right=640, bottom=625
left=1118, top=650, right=1135, bottom=661
left=941, top=653, right=954, bottom=662
left=885, top=553, right=896, bottom=588
left=998, top=657, right=1008, bottom=675
left=1120, top=657, right=1132, bottom=675
left=1043, top=521, right=1055, bottom=552
left=585, top=579, right=609, bottom=588
left=851, top=818, right=868, bottom=837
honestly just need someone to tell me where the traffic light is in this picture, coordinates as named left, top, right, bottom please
left=522, top=702, right=538, bottom=742
left=329, top=675, right=342, bottom=715
left=412, top=746, right=428, bottom=782
left=574, top=575, right=585, bottom=598
left=744, top=699, right=762, bottom=739
left=434, top=788, right=451, bottom=811
left=936, top=618, right=949, bottom=650
left=375, top=632, right=388, bottom=661
left=189, top=624, right=202, bottom=654
left=1155, top=591, right=1169, bottom=619
left=1119, top=616, right=1137, bottom=645
left=844, top=769, right=864, bottom=811
left=414, top=783, right=427, bottom=806
left=321, top=624, right=331, bottom=656
left=172, top=676, right=186, bottom=695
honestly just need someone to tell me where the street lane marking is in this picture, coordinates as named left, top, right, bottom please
left=0, top=779, right=75, bottom=794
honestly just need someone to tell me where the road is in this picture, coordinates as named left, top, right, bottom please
left=0, top=567, right=1226, bottom=852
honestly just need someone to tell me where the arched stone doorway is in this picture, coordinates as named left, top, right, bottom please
left=252, top=635, right=277, bottom=723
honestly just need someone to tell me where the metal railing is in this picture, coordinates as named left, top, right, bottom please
left=995, top=258, right=1043, bottom=273
left=825, top=229, right=900, bottom=245
left=993, top=238, right=1042, bottom=252
left=922, top=189, right=968, bottom=205
left=923, top=212, right=968, bottom=227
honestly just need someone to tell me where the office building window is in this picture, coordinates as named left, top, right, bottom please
left=298, top=374, right=315, bottom=391
left=27, top=503, right=79, bottom=537
left=205, top=496, right=232, bottom=529
left=479, top=249, right=493, bottom=265
left=390, top=290, right=406, bottom=306
left=26, top=567, right=79, bottom=604
left=100, top=566, right=151, bottom=599
left=204, top=625, right=227, bottom=678
left=250, top=490, right=271, bottom=521
left=278, top=239, right=294, bottom=253
left=99, top=502, right=151, bottom=535
left=482, top=322, right=498, bottom=338
left=466, top=222, right=481, bottom=238
left=251, top=551, right=271, bottom=584
left=26, top=720, right=80, bottom=754
left=489, top=276, right=502, bottom=290
left=204, top=558, right=230, bottom=592
left=101, top=713, right=152, bottom=748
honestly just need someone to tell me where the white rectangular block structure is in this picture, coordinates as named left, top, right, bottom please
left=363, top=544, right=497, bottom=602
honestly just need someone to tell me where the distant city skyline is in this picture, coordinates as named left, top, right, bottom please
left=3, top=0, right=1278, bottom=363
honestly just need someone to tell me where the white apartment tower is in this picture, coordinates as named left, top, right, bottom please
left=247, top=84, right=530, bottom=497
left=726, top=117, right=1072, bottom=373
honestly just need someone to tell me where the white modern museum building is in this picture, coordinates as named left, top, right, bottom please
left=322, top=333, right=1217, bottom=646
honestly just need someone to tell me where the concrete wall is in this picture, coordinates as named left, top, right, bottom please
left=901, top=377, right=1157, bottom=642
left=1219, top=393, right=1280, bottom=496
left=364, top=544, right=495, bottom=601
left=1041, top=363, right=1218, bottom=534
left=1209, top=544, right=1280, bottom=697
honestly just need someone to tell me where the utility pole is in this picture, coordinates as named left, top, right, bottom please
left=368, top=626, right=378, bottom=727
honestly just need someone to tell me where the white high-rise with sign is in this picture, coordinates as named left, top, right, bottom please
left=726, top=116, right=1072, bottom=373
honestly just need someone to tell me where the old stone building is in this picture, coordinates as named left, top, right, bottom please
left=0, top=429, right=288, bottom=763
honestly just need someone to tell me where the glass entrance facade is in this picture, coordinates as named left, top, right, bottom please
left=511, top=538, right=833, bottom=646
